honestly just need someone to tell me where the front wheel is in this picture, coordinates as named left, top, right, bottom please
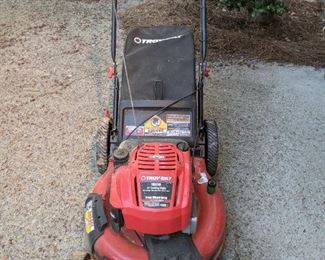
left=204, top=120, right=219, bottom=177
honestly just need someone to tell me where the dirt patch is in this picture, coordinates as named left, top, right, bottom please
left=121, top=0, right=325, bottom=67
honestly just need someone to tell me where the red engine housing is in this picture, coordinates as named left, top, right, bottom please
left=109, top=143, right=192, bottom=235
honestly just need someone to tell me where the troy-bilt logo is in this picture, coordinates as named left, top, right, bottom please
left=149, top=154, right=165, bottom=160
left=134, top=35, right=183, bottom=44
left=141, top=176, right=172, bottom=182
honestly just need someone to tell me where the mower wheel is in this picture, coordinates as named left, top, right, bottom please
left=91, top=116, right=112, bottom=175
left=204, top=120, right=219, bottom=177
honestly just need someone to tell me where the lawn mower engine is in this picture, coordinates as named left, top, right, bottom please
left=110, top=142, right=192, bottom=235
left=85, top=140, right=225, bottom=260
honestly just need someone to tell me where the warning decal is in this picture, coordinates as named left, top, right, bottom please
left=141, top=176, right=173, bottom=208
left=84, top=207, right=95, bottom=234
left=123, top=110, right=192, bottom=138
left=167, top=114, right=191, bottom=137
left=125, top=125, right=144, bottom=136
left=144, top=115, right=167, bottom=136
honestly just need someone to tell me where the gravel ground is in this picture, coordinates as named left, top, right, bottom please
left=0, top=0, right=324, bottom=259
left=0, top=0, right=113, bottom=259
left=205, top=64, right=325, bottom=259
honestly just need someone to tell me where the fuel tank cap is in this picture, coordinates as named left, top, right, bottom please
left=113, top=148, right=129, bottom=164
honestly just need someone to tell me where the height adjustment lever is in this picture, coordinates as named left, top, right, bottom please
left=204, top=68, right=210, bottom=77
left=107, top=67, right=117, bottom=79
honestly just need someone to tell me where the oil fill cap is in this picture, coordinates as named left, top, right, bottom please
left=177, top=142, right=189, bottom=151
left=207, top=179, right=217, bottom=194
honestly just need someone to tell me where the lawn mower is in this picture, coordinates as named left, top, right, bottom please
left=82, top=0, right=225, bottom=259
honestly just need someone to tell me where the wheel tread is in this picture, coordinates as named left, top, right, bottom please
left=205, top=120, right=219, bottom=176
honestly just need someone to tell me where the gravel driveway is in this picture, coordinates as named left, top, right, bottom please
left=205, top=64, right=325, bottom=259
left=0, top=0, right=324, bottom=259
left=0, top=0, right=112, bottom=259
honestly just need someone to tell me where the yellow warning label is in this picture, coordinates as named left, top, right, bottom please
left=144, top=116, right=167, bottom=136
left=84, top=208, right=95, bottom=234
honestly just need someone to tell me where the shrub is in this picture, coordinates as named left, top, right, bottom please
left=217, top=0, right=287, bottom=19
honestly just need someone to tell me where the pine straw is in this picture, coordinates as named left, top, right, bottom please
left=121, top=0, right=325, bottom=67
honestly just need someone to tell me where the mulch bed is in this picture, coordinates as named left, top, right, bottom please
left=121, top=0, right=325, bottom=67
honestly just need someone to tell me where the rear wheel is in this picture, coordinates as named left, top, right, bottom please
left=91, top=115, right=112, bottom=175
left=204, top=120, right=219, bottom=177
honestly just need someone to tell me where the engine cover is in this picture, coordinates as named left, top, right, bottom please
left=110, top=142, right=192, bottom=235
